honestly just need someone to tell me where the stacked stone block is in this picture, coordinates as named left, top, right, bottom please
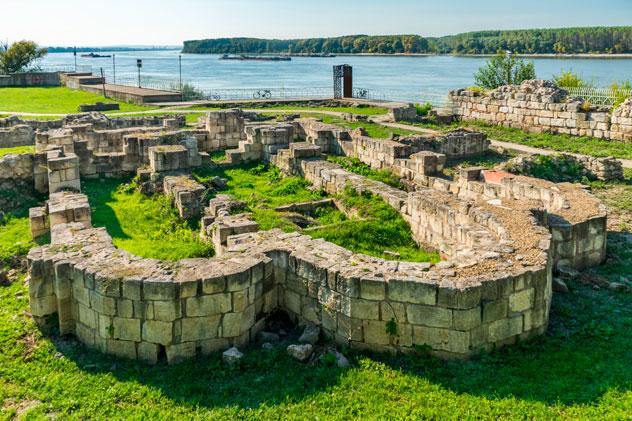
left=46, top=149, right=81, bottom=193
left=0, top=124, right=34, bottom=148
left=450, top=80, right=632, bottom=141
left=163, top=175, right=206, bottom=219
left=203, top=109, right=246, bottom=150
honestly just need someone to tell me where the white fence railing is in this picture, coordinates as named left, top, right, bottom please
left=565, top=86, right=632, bottom=107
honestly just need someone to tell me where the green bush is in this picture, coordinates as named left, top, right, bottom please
left=474, top=52, right=536, bottom=89
left=553, top=70, right=591, bottom=88
left=0, top=40, right=47, bottom=74
left=611, top=80, right=632, bottom=108
left=415, top=103, right=432, bottom=116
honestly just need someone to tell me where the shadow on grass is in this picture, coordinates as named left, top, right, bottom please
left=82, top=178, right=132, bottom=241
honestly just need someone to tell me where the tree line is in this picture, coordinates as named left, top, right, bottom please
left=182, top=27, right=632, bottom=55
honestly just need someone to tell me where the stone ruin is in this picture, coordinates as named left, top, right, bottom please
left=450, top=79, right=632, bottom=143
left=0, top=109, right=610, bottom=363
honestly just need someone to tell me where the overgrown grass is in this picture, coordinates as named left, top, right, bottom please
left=327, top=155, right=403, bottom=188
left=193, top=164, right=436, bottom=261
left=0, top=87, right=150, bottom=114
left=0, top=146, right=35, bottom=157
left=82, top=178, right=212, bottom=261
left=309, top=188, right=440, bottom=263
left=417, top=120, right=632, bottom=160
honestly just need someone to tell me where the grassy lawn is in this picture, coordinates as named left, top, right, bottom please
left=416, top=119, right=632, bottom=160
left=0, top=146, right=35, bottom=157
left=0, top=87, right=151, bottom=114
left=83, top=178, right=212, bottom=261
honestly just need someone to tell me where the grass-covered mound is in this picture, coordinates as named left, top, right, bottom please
left=83, top=178, right=212, bottom=261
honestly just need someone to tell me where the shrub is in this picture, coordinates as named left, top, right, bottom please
left=553, top=70, right=591, bottom=88
left=506, top=154, right=593, bottom=183
left=466, top=86, right=486, bottom=94
left=474, top=51, right=536, bottom=89
left=0, top=41, right=47, bottom=74
left=610, top=80, right=632, bottom=109
left=415, top=103, right=432, bottom=116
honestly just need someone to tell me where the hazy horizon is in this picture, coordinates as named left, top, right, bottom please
left=3, top=0, right=632, bottom=47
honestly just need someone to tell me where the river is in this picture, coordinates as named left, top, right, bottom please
left=38, top=50, right=632, bottom=104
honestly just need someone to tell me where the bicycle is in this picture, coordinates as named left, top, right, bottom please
left=355, top=89, right=368, bottom=99
left=253, top=89, right=272, bottom=99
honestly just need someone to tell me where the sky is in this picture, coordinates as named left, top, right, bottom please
left=3, top=0, right=632, bottom=46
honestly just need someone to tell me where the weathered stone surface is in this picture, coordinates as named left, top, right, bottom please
left=298, top=324, right=320, bottom=345
left=222, top=347, right=244, bottom=364
left=287, top=344, right=313, bottom=361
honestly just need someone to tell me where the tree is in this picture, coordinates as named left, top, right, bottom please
left=0, top=41, right=47, bottom=74
left=474, top=52, right=536, bottom=89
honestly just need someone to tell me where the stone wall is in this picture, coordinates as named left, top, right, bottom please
left=29, top=177, right=552, bottom=362
left=450, top=80, right=632, bottom=141
left=0, top=153, right=35, bottom=211
left=0, top=125, right=35, bottom=148
left=203, top=110, right=246, bottom=150
left=0, top=72, right=61, bottom=87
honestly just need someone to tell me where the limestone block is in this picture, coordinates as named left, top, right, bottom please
left=407, top=305, right=452, bottom=328
left=181, top=315, right=221, bottom=342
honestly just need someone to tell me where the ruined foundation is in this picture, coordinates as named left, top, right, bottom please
left=0, top=109, right=607, bottom=363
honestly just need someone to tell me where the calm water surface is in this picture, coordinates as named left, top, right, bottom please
left=38, top=50, right=632, bottom=103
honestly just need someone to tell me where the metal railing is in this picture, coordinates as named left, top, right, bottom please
left=566, top=86, right=632, bottom=107
left=193, top=86, right=334, bottom=101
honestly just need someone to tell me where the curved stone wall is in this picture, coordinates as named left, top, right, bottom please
left=23, top=109, right=608, bottom=364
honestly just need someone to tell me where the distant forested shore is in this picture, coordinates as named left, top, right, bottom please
left=183, top=27, right=632, bottom=55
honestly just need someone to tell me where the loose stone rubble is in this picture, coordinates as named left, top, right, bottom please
left=450, top=80, right=632, bottom=142
left=0, top=107, right=611, bottom=363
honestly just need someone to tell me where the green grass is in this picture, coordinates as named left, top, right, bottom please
left=0, top=146, right=35, bottom=157
left=193, top=164, right=436, bottom=261
left=119, top=111, right=207, bottom=125
left=1, top=273, right=632, bottom=418
left=309, top=114, right=417, bottom=138
left=0, top=87, right=151, bottom=114
left=0, top=217, right=34, bottom=265
left=417, top=119, right=632, bottom=160
left=309, top=188, right=440, bottom=263
left=83, top=178, right=212, bottom=261
left=327, top=155, right=403, bottom=188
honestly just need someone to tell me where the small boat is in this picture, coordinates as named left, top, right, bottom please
left=219, top=54, right=291, bottom=61
left=81, top=53, right=112, bottom=58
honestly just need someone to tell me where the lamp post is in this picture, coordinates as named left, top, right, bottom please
left=112, top=54, right=116, bottom=84
left=179, top=54, right=184, bottom=100
left=73, top=47, right=77, bottom=72
left=137, top=59, right=142, bottom=88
